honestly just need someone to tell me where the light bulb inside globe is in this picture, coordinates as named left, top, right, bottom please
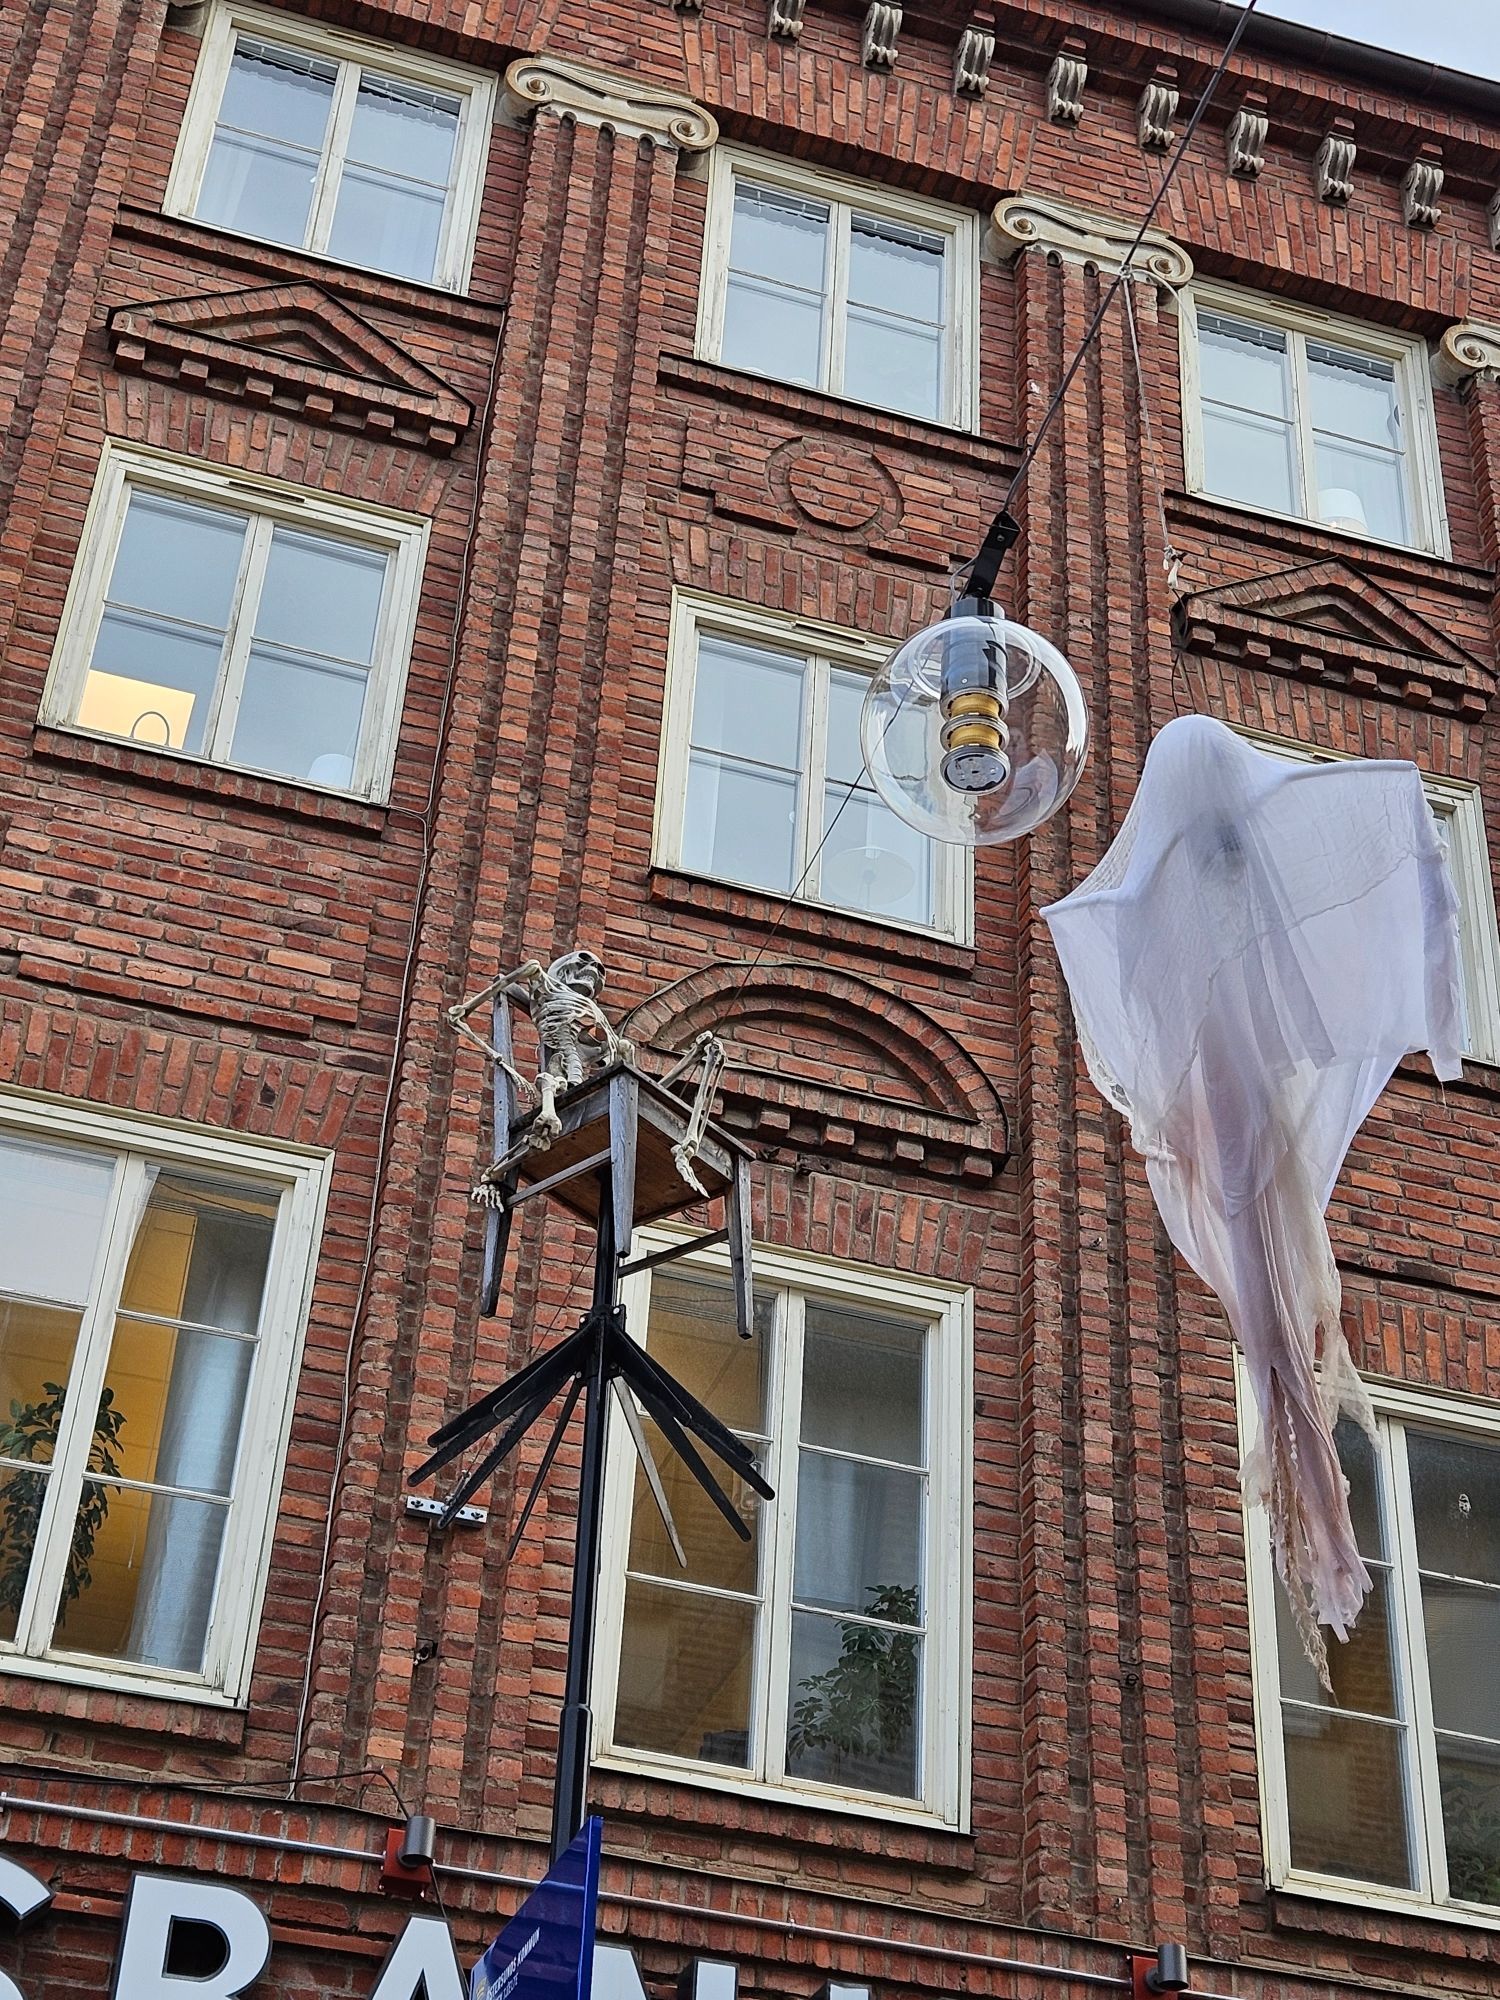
left=860, top=600, right=1089, bottom=847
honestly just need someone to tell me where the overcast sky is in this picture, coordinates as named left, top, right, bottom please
left=1233, top=0, right=1500, bottom=82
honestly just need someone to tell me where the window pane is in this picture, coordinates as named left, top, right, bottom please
left=643, top=1274, right=770, bottom=1434
left=626, top=1422, right=763, bottom=1594
left=793, top=1455, right=922, bottom=1613
left=1200, top=406, right=1297, bottom=516
left=1409, top=1430, right=1500, bottom=1583
left=0, top=1466, right=48, bottom=1644
left=1336, top=1416, right=1385, bottom=1559
left=848, top=215, right=944, bottom=323
left=1311, top=437, right=1409, bottom=544
left=0, top=1135, right=114, bottom=1308
left=120, top=1173, right=276, bottom=1332
left=197, top=133, right=323, bottom=248
left=1421, top=1579, right=1500, bottom=1739
left=801, top=1304, right=924, bottom=1462
left=109, top=496, right=247, bottom=630
left=819, top=789, right=933, bottom=925
left=683, top=754, right=798, bottom=895
left=728, top=184, right=829, bottom=292
left=0, top=1303, right=89, bottom=1466
left=1438, top=1738, right=1500, bottom=1907
left=1281, top=1705, right=1414, bottom=1887
left=104, top=1323, right=254, bottom=1498
left=1273, top=1565, right=1399, bottom=1716
left=615, top=1577, right=755, bottom=1766
left=1307, top=343, right=1400, bottom=447
left=256, top=530, right=386, bottom=665
left=343, top=74, right=459, bottom=186
left=79, top=614, right=223, bottom=754
left=843, top=311, right=942, bottom=421
left=786, top=1605, right=920, bottom=1798
left=219, top=38, right=336, bottom=149
left=327, top=169, right=447, bottom=284
left=690, top=639, right=805, bottom=770
left=198, top=41, right=336, bottom=246
left=230, top=650, right=370, bottom=786
left=720, top=278, right=824, bottom=389
left=51, top=1480, right=229, bottom=1675
left=1197, top=313, right=1290, bottom=418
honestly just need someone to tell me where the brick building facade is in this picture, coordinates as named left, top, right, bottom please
left=3, top=0, right=1500, bottom=1997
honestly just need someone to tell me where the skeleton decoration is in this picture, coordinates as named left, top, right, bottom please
left=448, top=950, right=729, bottom=1202
left=1043, top=717, right=1463, bottom=1683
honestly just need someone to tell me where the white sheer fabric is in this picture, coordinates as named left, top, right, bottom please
left=1043, top=717, right=1463, bottom=1679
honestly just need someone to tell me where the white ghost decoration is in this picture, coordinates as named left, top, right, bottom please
left=1043, top=716, right=1463, bottom=1679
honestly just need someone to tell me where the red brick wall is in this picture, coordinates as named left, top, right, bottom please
left=5, top=0, right=1500, bottom=1996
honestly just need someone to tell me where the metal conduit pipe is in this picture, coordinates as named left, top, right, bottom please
left=2, top=1792, right=1248, bottom=1997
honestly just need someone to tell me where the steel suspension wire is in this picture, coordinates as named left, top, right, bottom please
left=717, top=0, right=1261, bottom=1009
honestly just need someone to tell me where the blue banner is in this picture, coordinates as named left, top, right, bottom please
left=470, top=1820, right=603, bottom=2000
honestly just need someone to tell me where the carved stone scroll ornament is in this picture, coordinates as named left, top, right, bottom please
left=1046, top=39, right=1087, bottom=124
left=768, top=0, right=806, bottom=38
left=502, top=53, right=719, bottom=151
left=862, top=1, right=901, bottom=69
left=1138, top=67, right=1179, bottom=151
left=1225, top=94, right=1268, bottom=177
left=991, top=191, right=1194, bottom=287
left=1315, top=119, right=1356, bottom=204
left=1402, top=146, right=1444, bottom=229
left=1435, top=320, right=1500, bottom=389
left=1489, top=187, right=1500, bottom=255
left=954, top=23, right=995, bottom=96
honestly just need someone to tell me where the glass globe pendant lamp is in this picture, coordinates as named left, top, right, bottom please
left=860, top=591, right=1090, bottom=847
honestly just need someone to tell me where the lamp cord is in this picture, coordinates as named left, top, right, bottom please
left=713, top=0, right=1257, bottom=1014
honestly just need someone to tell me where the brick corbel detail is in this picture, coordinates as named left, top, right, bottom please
left=501, top=51, right=718, bottom=149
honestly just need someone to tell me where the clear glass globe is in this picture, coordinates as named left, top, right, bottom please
left=860, top=607, right=1089, bottom=846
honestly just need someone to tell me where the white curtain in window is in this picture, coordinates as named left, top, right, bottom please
left=1044, top=717, right=1462, bottom=1682
left=126, top=1196, right=261, bottom=1672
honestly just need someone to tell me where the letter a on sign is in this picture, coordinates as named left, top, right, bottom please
left=370, top=1915, right=466, bottom=2000
left=110, top=1875, right=271, bottom=2000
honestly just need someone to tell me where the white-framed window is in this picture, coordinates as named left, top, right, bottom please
left=655, top=593, right=972, bottom=942
left=1180, top=286, right=1449, bottom=557
left=41, top=443, right=430, bottom=801
left=696, top=148, right=979, bottom=428
left=0, top=1091, right=330, bottom=1705
left=593, top=1235, right=973, bottom=1828
left=1234, top=727, right=1500, bottom=1067
left=1245, top=1376, right=1500, bottom=1923
left=163, top=1, right=496, bottom=291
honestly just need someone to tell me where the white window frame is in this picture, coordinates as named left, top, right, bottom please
left=1243, top=1367, right=1500, bottom=1928
left=163, top=0, right=496, bottom=293
left=1179, top=283, right=1450, bottom=558
left=696, top=146, right=980, bottom=431
left=592, top=1231, right=974, bottom=1830
left=654, top=590, right=974, bottom=944
left=1232, top=725, right=1500, bottom=1067
left=0, top=1088, right=331, bottom=1707
left=40, top=441, right=430, bottom=803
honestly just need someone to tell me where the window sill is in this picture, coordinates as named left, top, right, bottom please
left=648, top=867, right=976, bottom=974
left=1168, top=490, right=1491, bottom=594
left=32, top=727, right=392, bottom=835
left=1269, top=1876, right=1500, bottom=1942
left=591, top=1752, right=971, bottom=1847
left=117, top=205, right=506, bottom=329
left=660, top=352, right=1007, bottom=473
left=0, top=1655, right=249, bottom=1745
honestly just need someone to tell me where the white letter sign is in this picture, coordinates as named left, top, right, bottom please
left=111, top=1874, right=271, bottom=1999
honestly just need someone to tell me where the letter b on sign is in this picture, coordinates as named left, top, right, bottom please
left=111, top=1875, right=271, bottom=1999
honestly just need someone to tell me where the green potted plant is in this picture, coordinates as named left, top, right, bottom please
left=0, top=1383, right=126, bottom=1623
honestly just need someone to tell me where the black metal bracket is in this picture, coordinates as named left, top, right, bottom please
left=961, top=507, right=1021, bottom=606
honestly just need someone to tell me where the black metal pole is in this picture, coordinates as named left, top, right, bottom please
left=550, top=1170, right=616, bottom=1861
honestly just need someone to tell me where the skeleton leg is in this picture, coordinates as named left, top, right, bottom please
left=669, top=1035, right=727, bottom=1195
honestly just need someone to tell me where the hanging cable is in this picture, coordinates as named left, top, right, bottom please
left=714, top=0, right=1260, bottom=1011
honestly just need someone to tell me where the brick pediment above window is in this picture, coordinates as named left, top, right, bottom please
left=624, top=961, right=1008, bottom=1179
left=1174, top=559, right=1493, bottom=716
left=107, top=283, right=473, bottom=450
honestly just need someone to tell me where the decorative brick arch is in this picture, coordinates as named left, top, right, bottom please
left=624, top=959, right=1007, bottom=1179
